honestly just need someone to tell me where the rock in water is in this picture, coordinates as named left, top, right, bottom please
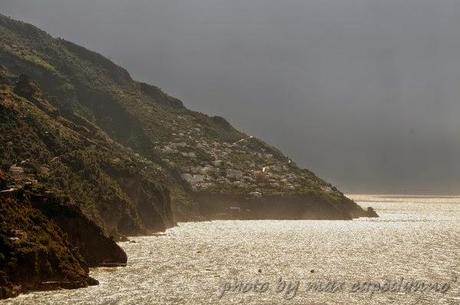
left=366, top=207, right=379, bottom=218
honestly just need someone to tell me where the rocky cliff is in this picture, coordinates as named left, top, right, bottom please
left=0, top=172, right=126, bottom=299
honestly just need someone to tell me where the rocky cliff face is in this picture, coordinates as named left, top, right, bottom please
left=28, top=191, right=128, bottom=267
left=0, top=173, right=126, bottom=299
left=0, top=14, right=376, bottom=222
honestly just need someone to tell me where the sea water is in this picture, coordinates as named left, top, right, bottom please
left=3, top=195, right=459, bottom=305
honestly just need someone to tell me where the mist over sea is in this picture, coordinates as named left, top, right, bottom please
left=4, top=195, right=459, bottom=305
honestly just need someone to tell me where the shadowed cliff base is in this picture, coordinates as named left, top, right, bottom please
left=196, top=193, right=377, bottom=220
left=0, top=172, right=127, bottom=299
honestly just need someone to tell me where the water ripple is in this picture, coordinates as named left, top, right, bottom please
left=3, top=195, right=459, bottom=305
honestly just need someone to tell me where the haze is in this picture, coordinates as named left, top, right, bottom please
left=2, top=0, right=460, bottom=194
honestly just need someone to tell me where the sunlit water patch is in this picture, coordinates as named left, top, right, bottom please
left=3, top=195, right=459, bottom=305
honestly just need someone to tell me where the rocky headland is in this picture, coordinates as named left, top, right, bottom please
left=0, top=14, right=377, bottom=299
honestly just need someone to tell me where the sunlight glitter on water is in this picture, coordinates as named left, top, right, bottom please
left=3, top=195, right=459, bottom=305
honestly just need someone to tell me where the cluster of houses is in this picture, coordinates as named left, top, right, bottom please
left=156, top=126, right=314, bottom=194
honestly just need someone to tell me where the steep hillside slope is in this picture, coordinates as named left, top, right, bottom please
left=0, top=69, right=174, bottom=237
left=0, top=14, right=376, bottom=221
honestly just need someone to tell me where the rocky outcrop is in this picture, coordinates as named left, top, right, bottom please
left=365, top=207, right=379, bottom=218
left=28, top=191, right=128, bottom=267
left=0, top=173, right=126, bottom=299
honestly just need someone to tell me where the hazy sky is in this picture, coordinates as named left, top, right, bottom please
left=2, top=0, right=460, bottom=194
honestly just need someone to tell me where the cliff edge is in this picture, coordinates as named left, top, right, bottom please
left=0, top=172, right=126, bottom=299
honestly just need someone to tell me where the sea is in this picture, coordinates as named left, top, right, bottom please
left=3, top=195, right=459, bottom=305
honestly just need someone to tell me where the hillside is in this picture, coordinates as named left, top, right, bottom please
left=0, top=14, right=376, bottom=222
left=0, top=14, right=378, bottom=298
left=0, top=69, right=172, bottom=297
left=0, top=71, right=174, bottom=237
